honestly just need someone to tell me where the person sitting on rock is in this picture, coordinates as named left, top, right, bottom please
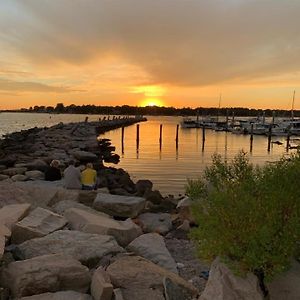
left=45, top=160, right=62, bottom=181
left=81, top=162, right=97, bottom=190
left=63, top=160, right=82, bottom=189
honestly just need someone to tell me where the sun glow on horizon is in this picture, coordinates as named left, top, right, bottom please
left=140, top=98, right=164, bottom=107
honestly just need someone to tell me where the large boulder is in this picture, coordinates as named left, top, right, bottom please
left=25, top=170, right=45, bottom=180
left=127, top=233, right=178, bottom=273
left=0, top=174, right=9, bottom=181
left=0, top=203, right=31, bottom=230
left=72, top=150, right=97, bottom=161
left=1, top=254, right=91, bottom=298
left=93, top=193, right=146, bottom=218
left=11, top=207, right=67, bottom=244
left=52, top=200, right=108, bottom=216
left=11, top=174, right=28, bottom=181
left=2, top=167, right=27, bottom=176
left=106, top=256, right=198, bottom=300
left=24, top=159, right=48, bottom=171
left=137, top=213, right=173, bottom=235
left=91, top=267, right=113, bottom=300
left=135, top=179, right=153, bottom=197
left=20, top=291, right=92, bottom=300
left=267, top=259, right=300, bottom=300
left=15, top=230, right=123, bottom=267
left=0, top=182, right=31, bottom=207
left=199, top=257, right=264, bottom=300
left=65, top=208, right=142, bottom=247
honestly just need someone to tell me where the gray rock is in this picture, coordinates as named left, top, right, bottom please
left=20, top=291, right=92, bottom=300
left=144, top=190, right=163, bottom=204
left=52, top=200, right=108, bottom=216
left=107, top=256, right=198, bottom=300
left=137, top=213, right=173, bottom=235
left=91, top=267, right=113, bottom=300
left=0, top=203, right=31, bottom=230
left=1, top=254, right=91, bottom=298
left=164, top=277, right=194, bottom=300
left=2, top=167, right=27, bottom=176
left=93, top=193, right=146, bottom=218
left=72, top=150, right=97, bottom=161
left=65, top=208, right=142, bottom=247
left=135, top=180, right=153, bottom=197
left=0, top=174, right=9, bottom=181
left=25, top=170, right=45, bottom=180
left=127, top=233, right=178, bottom=273
left=0, top=234, right=5, bottom=260
left=15, top=230, right=123, bottom=267
left=11, top=174, right=28, bottom=181
left=199, top=257, right=264, bottom=300
left=267, top=259, right=300, bottom=300
left=113, top=289, right=125, bottom=300
left=11, top=207, right=67, bottom=244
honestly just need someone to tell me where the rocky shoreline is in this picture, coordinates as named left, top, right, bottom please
left=0, top=119, right=209, bottom=300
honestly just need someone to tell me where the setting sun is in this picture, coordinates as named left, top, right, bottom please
left=140, top=98, right=164, bottom=107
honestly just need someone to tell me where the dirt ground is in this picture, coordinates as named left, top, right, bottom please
left=164, top=229, right=210, bottom=293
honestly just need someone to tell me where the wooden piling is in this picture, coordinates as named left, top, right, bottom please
left=267, top=124, right=272, bottom=152
left=175, top=124, right=179, bottom=148
left=202, top=125, right=206, bottom=142
left=286, top=127, right=291, bottom=151
left=250, top=123, right=254, bottom=152
left=121, top=126, right=125, bottom=154
left=159, top=124, right=163, bottom=149
left=136, top=124, right=140, bottom=149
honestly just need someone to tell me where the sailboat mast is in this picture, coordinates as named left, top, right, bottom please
left=217, top=93, right=221, bottom=122
left=291, top=90, right=295, bottom=121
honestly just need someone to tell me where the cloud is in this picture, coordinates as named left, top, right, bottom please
left=1, top=0, right=300, bottom=87
left=0, top=78, right=75, bottom=93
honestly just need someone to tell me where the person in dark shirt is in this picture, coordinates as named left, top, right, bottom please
left=45, top=160, right=62, bottom=181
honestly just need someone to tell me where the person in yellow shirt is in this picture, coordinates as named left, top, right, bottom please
left=81, top=163, right=97, bottom=190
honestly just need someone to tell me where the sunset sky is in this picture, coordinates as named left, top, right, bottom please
left=1, top=0, right=300, bottom=110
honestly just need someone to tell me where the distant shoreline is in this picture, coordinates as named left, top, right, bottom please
left=0, top=103, right=298, bottom=118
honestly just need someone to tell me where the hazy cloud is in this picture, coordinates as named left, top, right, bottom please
left=0, top=78, right=73, bottom=93
left=0, top=0, right=300, bottom=87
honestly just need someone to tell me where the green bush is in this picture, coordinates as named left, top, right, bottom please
left=187, top=151, right=300, bottom=281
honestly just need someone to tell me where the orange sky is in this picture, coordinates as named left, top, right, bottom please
left=1, top=1, right=300, bottom=110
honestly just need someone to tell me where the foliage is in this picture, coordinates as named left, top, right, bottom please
left=187, top=151, right=300, bottom=280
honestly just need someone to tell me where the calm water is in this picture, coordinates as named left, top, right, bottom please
left=0, top=113, right=292, bottom=195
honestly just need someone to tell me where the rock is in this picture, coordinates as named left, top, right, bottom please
left=199, top=257, right=264, bottom=300
left=0, top=182, right=33, bottom=207
left=2, top=167, right=27, bottom=176
left=144, top=190, right=163, bottom=205
left=91, top=267, right=113, bottom=300
left=11, top=174, right=28, bottom=181
left=1, top=254, right=91, bottom=298
left=15, top=230, right=123, bottom=267
left=176, top=196, right=195, bottom=224
left=25, top=170, right=45, bottom=180
left=24, top=159, right=48, bottom=171
left=267, top=259, right=300, bottom=300
left=113, top=289, right=124, bottom=300
left=0, top=203, right=31, bottom=230
left=0, top=224, right=11, bottom=237
left=0, top=234, right=5, bottom=259
left=93, top=193, right=146, bottom=218
left=52, top=200, right=108, bottom=216
left=177, top=220, right=191, bottom=232
left=137, top=213, right=173, bottom=235
left=107, top=256, right=198, bottom=300
left=11, top=207, right=67, bottom=244
left=20, top=291, right=92, bottom=300
left=164, top=277, right=195, bottom=300
left=110, top=188, right=131, bottom=196
left=78, top=190, right=97, bottom=206
left=0, top=174, right=9, bottom=181
left=127, top=233, right=178, bottom=273
left=72, top=150, right=97, bottom=161
left=65, top=208, right=142, bottom=247
left=135, top=180, right=153, bottom=197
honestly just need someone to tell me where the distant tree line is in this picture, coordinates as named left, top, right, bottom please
left=5, top=103, right=300, bottom=118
